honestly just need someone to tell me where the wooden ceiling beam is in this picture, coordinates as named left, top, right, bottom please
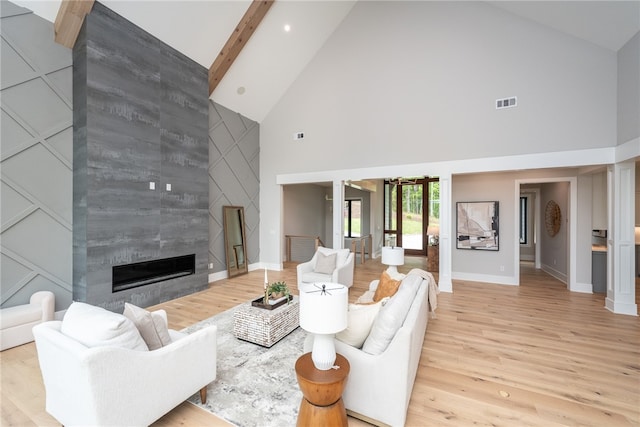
left=208, top=0, right=275, bottom=95
left=54, top=0, right=95, bottom=48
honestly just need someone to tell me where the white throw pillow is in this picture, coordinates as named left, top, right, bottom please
left=61, top=302, right=148, bottom=351
left=317, top=247, right=350, bottom=268
left=123, top=303, right=172, bottom=350
left=314, top=251, right=337, bottom=274
left=362, top=277, right=420, bottom=355
left=336, top=299, right=386, bottom=348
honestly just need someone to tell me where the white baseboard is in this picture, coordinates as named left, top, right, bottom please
left=541, top=264, right=567, bottom=284
left=451, top=271, right=518, bottom=286
left=571, top=281, right=593, bottom=293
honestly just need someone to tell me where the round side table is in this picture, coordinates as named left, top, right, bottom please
left=295, top=352, right=350, bottom=427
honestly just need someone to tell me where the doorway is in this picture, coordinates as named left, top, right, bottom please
left=383, top=177, right=439, bottom=256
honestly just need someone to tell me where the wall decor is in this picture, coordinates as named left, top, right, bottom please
left=544, top=200, right=562, bottom=237
left=456, top=201, right=499, bottom=251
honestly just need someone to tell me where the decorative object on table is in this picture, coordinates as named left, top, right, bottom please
left=544, top=200, right=562, bottom=237
left=427, top=223, right=440, bottom=246
left=267, top=281, right=290, bottom=303
left=236, top=296, right=300, bottom=347
left=295, top=352, right=350, bottom=427
left=299, top=283, right=348, bottom=370
left=381, top=246, right=404, bottom=278
left=253, top=279, right=292, bottom=310
left=456, top=201, right=499, bottom=251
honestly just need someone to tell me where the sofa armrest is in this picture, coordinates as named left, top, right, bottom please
left=296, top=257, right=316, bottom=287
left=333, top=252, right=354, bottom=288
left=30, top=291, right=55, bottom=322
left=335, top=328, right=413, bottom=424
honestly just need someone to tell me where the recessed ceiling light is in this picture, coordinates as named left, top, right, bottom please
left=284, top=24, right=291, bottom=32
left=237, top=86, right=246, bottom=95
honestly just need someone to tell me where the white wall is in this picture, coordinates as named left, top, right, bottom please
left=452, top=173, right=515, bottom=281
left=261, top=1, right=616, bottom=172
left=260, top=1, right=618, bottom=267
left=282, top=184, right=327, bottom=261
left=540, top=182, right=570, bottom=283
left=617, top=32, right=640, bottom=145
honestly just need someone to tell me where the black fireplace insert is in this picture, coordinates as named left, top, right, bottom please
left=112, top=254, right=196, bottom=292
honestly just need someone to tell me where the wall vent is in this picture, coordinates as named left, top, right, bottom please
left=496, top=96, right=517, bottom=109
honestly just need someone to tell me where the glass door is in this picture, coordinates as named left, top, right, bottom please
left=384, top=178, right=427, bottom=256
left=383, top=177, right=440, bottom=256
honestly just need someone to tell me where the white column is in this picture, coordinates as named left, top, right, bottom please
left=438, top=173, right=452, bottom=293
left=605, top=161, right=637, bottom=316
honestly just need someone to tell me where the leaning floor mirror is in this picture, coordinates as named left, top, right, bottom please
left=223, top=205, right=248, bottom=278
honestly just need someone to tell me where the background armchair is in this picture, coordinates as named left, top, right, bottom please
left=0, top=291, right=54, bottom=351
left=33, top=310, right=217, bottom=427
left=297, top=247, right=355, bottom=288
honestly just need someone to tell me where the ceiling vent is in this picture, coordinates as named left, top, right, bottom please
left=496, top=96, right=517, bottom=110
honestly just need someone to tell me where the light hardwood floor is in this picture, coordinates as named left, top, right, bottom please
left=1, top=258, right=638, bottom=426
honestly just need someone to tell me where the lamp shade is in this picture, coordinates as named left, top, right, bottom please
left=299, top=283, right=348, bottom=370
left=381, top=246, right=404, bottom=267
left=299, top=283, right=348, bottom=334
left=427, top=224, right=440, bottom=236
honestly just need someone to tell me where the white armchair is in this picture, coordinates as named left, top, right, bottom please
left=33, top=309, right=217, bottom=427
left=0, top=291, right=55, bottom=351
left=297, top=247, right=355, bottom=288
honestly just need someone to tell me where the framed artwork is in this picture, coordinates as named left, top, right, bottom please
left=456, top=201, right=499, bottom=251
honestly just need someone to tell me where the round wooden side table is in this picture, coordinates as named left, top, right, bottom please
left=295, top=352, right=350, bottom=427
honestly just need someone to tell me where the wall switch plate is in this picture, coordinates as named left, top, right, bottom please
left=149, top=182, right=155, bottom=190
left=208, top=263, right=213, bottom=269
left=166, top=183, right=171, bottom=191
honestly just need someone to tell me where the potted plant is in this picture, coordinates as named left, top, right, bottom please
left=267, top=281, right=290, bottom=303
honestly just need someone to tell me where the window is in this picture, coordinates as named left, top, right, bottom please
left=519, top=196, right=528, bottom=244
left=344, top=199, right=361, bottom=237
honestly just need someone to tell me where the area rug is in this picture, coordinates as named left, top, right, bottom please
left=182, top=304, right=305, bottom=427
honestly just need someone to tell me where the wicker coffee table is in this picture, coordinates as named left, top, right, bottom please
left=233, top=295, right=299, bottom=347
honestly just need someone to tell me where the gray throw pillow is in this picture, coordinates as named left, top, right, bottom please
left=314, top=251, right=337, bottom=274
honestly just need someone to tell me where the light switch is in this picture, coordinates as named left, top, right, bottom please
left=149, top=182, right=155, bottom=190
left=166, top=183, right=172, bottom=191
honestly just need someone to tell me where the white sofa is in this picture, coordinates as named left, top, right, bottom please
left=33, top=309, right=217, bottom=427
left=0, top=291, right=55, bottom=351
left=310, top=274, right=430, bottom=427
left=297, top=247, right=355, bottom=288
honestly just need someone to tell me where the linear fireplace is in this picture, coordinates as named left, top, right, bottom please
left=112, top=254, right=196, bottom=293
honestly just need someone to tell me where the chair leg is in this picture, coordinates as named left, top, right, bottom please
left=199, top=386, right=207, bottom=404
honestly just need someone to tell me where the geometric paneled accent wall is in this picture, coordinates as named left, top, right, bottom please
left=0, top=1, right=73, bottom=311
left=208, top=102, right=259, bottom=273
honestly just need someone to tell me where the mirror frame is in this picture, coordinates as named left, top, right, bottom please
left=223, top=205, right=249, bottom=278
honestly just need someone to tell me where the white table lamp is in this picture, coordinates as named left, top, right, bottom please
left=299, top=283, right=348, bottom=370
left=381, top=246, right=404, bottom=276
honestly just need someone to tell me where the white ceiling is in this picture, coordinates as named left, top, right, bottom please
left=14, top=0, right=640, bottom=123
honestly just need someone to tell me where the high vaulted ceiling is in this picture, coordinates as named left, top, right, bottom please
left=14, top=0, right=640, bottom=123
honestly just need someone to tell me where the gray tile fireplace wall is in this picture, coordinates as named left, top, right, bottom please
left=73, top=2, right=209, bottom=311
